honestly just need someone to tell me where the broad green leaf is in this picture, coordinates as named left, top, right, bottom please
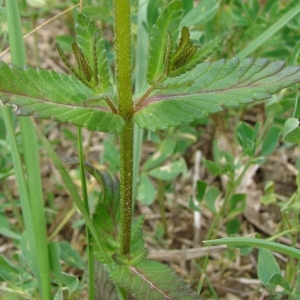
left=135, top=58, right=300, bottom=131
left=196, top=180, right=207, bottom=202
left=261, top=181, right=276, bottom=205
left=103, top=138, right=120, bottom=173
left=235, top=122, right=256, bottom=146
left=96, top=37, right=111, bottom=92
left=225, top=218, right=240, bottom=235
left=130, top=215, right=145, bottom=252
left=205, top=186, right=219, bottom=214
left=268, top=274, right=291, bottom=293
left=137, top=174, right=156, bottom=205
left=180, top=0, right=218, bottom=28
left=110, top=259, right=199, bottom=300
left=148, top=157, right=187, bottom=181
left=147, top=0, right=161, bottom=30
left=182, top=0, right=193, bottom=15
left=188, top=196, right=200, bottom=212
left=227, top=193, right=246, bottom=218
left=147, top=0, right=182, bottom=82
left=282, top=117, right=300, bottom=144
left=258, top=248, right=281, bottom=288
left=0, top=255, right=19, bottom=282
left=260, top=126, right=281, bottom=156
left=143, top=138, right=176, bottom=171
left=75, top=13, right=96, bottom=65
left=0, top=62, right=124, bottom=133
left=73, top=13, right=111, bottom=92
left=55, top=35, right=75, bottom=52
left=60, top=272, right=81, bottom=294
left=202, top=158, right=221, bottom=176
left=59, top=241, right=85, bottom=269
left=0, top=214, right=21, bottom=240
left=48, top=242, right=63, bottom=285
left=94, top=261, right=119, bottom=300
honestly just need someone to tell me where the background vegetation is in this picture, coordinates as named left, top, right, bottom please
left=0, top=0, right=300, bottom=299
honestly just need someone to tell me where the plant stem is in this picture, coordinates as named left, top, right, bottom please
left=114, top=0, right=133, bottom=256
left=119, top=121, right=134, bottom=255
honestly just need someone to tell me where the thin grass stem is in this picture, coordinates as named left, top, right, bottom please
left=6, top=1, right=51, bottom=298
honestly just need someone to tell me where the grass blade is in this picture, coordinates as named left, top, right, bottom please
left=203, top=237, right=300, bottom=260
left=5, top=1, right=51, bottom=298
left=236, top=3, right=300, bottom=59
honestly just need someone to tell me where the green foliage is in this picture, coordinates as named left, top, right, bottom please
left=147, top=0, right=182, bottom=82
left=2, top=0, right=300, bottom=299
left=282, top=117, right=300, bottom=143
left=110, top=259, right=199, bottom=300
left=135, top=58, right=300, bottom=131
left=258, top=248, right=292, bottom=298
left=94, top=262, right=119, bottom=300
left=75, top=13, right=111, bottom=92
left=204, top=237, right=300, bottom=260
left=180, top=0, right=218, bottom=28
left=168, top=31, right=228, bottom=77
left=0, top=62, right=124, bottom=133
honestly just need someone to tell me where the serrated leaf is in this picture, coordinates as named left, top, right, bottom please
left=75, top=13, right=111, bottom=93
left=96, top=37, right=111, bottom=92
left=0, top=62, right=124, bottom=133
left=130, top=215, right=145, bottom=252
left=75, top=13, right=97, bottom=65
left=62, top=157, right=120, bottom=208
left=147, top=0, right=182, bottom=82
left=171, top=27, right=196, bottom=71
left=135, top=58, right=300, bottom=131
left=94, top=261, right=119, bottom=300
left=147, top=0, right=162, bottom=30
left=110, top=259, right=199, bottom=300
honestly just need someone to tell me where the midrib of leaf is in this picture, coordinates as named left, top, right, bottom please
left=0, top=61, right=126, bottom=132
left=134, top=58, right=300, bottom=131
left=129, top=265, right=172, bottom=299
left=110, top=260, right=199, bottom=299
left=0, top=63, right=94, bottom=104
left=138, top=58, right=300, bottom=107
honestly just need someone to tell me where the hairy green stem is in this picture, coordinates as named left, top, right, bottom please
left=114, top=0, right=133, bottom=255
